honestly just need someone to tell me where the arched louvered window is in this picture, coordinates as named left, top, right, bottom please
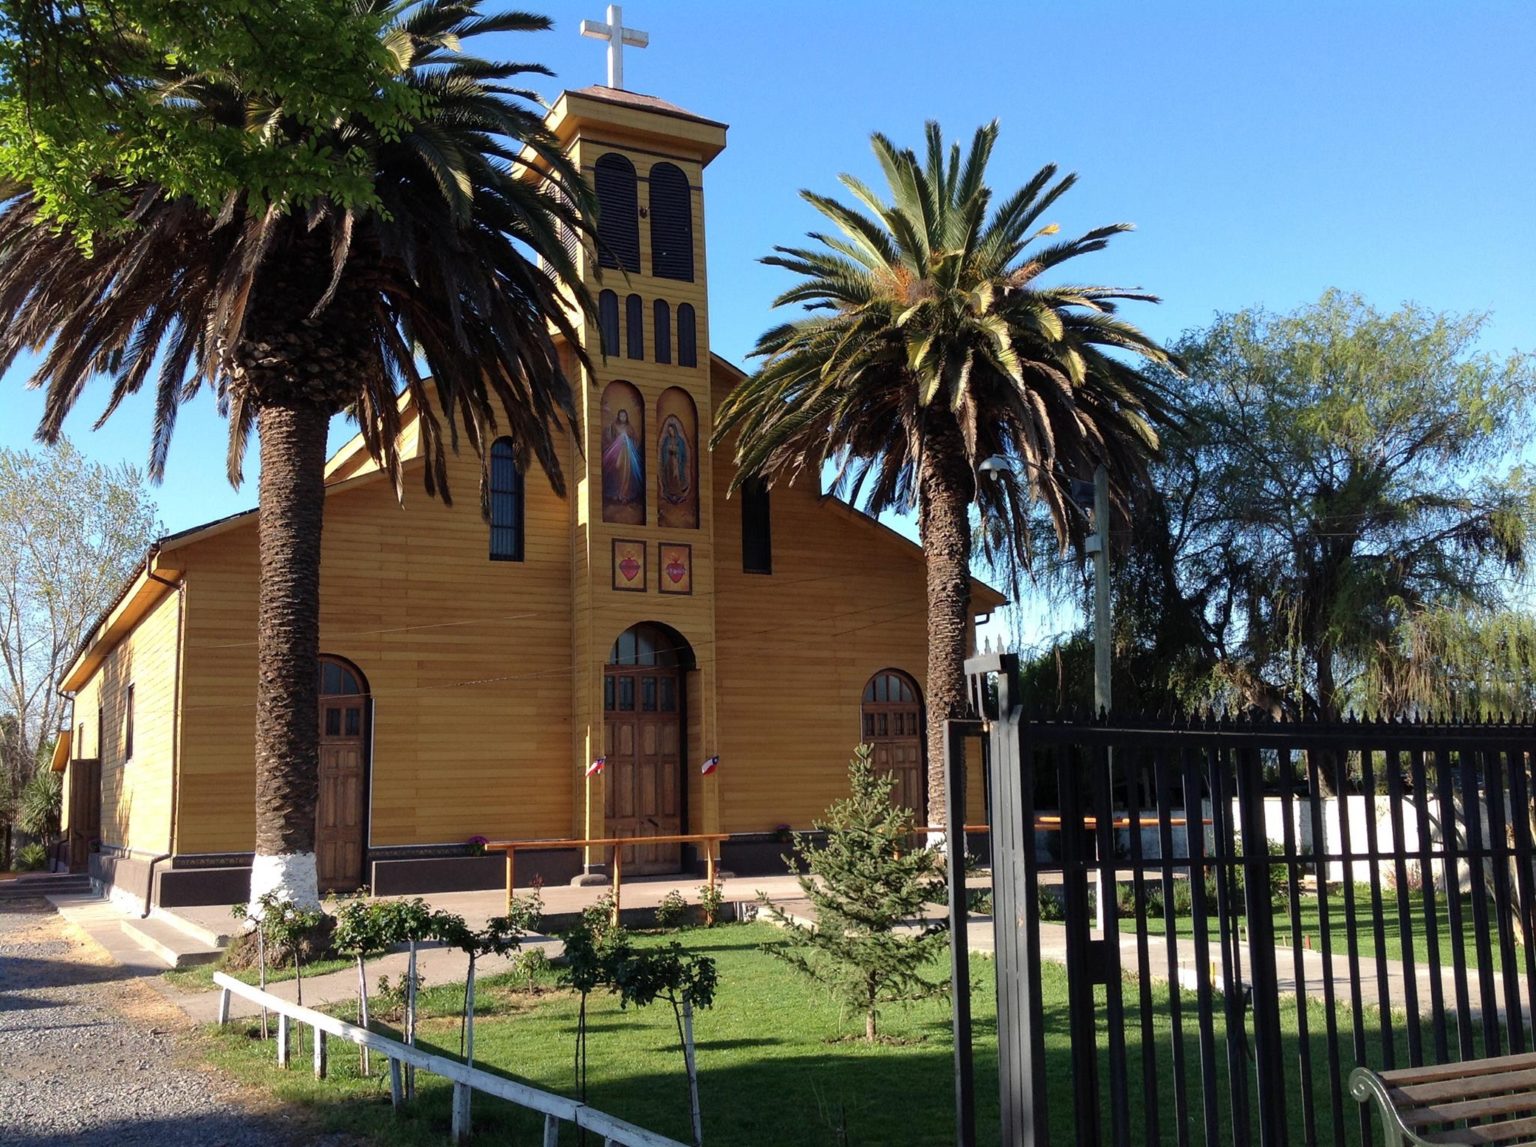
left=677, top=303, right=697, bottom=368
left=594, top=153, right=640, bottom=272
left=489, top=437, right=524, bottom=561
left=626, top=294, right=644, bottom=360
left=653, top=300, right=672, bottom=364
left=598, top=290, right=620, bottom=356
left=649, top=162, right=693, bottom=282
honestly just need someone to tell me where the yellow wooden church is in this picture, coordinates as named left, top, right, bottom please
left=53, top=79, right=1002, bottom=911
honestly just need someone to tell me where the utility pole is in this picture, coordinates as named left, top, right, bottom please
left=1090, top=464, right=1112, bottom=715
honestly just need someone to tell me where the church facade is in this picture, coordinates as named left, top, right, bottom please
left=54, top=85, right=1001, bottom=911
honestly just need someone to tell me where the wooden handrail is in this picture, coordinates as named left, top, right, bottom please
left=485, top=833, right=732, bottom=917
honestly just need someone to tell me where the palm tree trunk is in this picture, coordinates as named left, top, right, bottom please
left=918, top=420, right=975, bottom=831
left=249, top=399, right=330, bottom=911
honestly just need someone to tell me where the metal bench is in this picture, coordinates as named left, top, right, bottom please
left=1350, top=1053, right=1536, bottom=1145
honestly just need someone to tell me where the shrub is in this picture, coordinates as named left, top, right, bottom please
left=761, top=744, right=947, bottom=1041
left=1038, top=890, right=1066, bottom=921
left=698, top=879, right=725, bottom=927
left=654, top=889, right=688, bottom=930
left=17, top=768, right=62, bottom=840
left=16, top=842, right=48, bottom=870
left=1171, top=879, right=1194, bottom=917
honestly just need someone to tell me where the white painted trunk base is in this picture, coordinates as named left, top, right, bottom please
left=250, top=851, right=321, bottom=911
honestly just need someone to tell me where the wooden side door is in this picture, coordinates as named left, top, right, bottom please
left=316, top=696, right=367, bottom=891
left=862, top=671, right=925, bottom=817
left=67, top=758, right=101, bottom=873
left=604, top=667, right=682, bottom=874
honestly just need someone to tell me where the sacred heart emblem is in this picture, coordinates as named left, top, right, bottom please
left=666, top=558, right=687, bottom=584
left=619, top=556, right=641, bottom=581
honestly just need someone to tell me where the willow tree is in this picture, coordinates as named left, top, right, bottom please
left=713, top=122, right=1176, bottom=824
left=0, top=1, right=591, bottom=907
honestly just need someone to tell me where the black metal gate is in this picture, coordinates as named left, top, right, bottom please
left=962, top=652, right=1536, bottom=1146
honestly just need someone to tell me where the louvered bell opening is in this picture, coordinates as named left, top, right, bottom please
left=649, top=163, right=693, bottom=282
left=595, top=154, right=640, bottom=273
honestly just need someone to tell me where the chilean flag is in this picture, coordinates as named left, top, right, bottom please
left=700, top=755, right=720, bottom=776
left=586, top=756, right=606, bottom=777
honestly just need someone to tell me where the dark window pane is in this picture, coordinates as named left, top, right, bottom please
left=864, top=715, right=875, bottom=738
left=642, top=678, right=657, bottom=711
left=594, top=153, right=640, bottom=272
left=598, top=291, right=620, bottom=356
left=345, top=708, right=361, bottom=737
left=660, top=677, right=677, bottom=712
left=326, top=709, right=341, bottom=736
left=878, top=714, right=888, bottom=737
left=653, top=300, right=671, bottom=363
left=619, top=677, right=635, bottom=711
left=626, top=294, right=644, bottom=359
left=742, top=478, right=771, bottom=573
left=648, top=162, right=693, bottom=281
left=605, top=676, right=615, bottom=711
left=677, top=303, right=697, bottom=367
left=489, top=438, right=524, bottom=561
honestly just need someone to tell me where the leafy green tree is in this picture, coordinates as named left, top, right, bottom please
left=762, top=744, right=949, bottom=1041
left=0, top=441, right=157, bottom=855
left=0, top=3, right=592, bottom=908
left=1041, top=293, right=1536, bottom=771
left=0, top=1, right=429, bottom=243
left=714, top=122, right=1176, bottom=824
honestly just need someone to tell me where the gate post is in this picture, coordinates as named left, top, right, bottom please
left=944, top=717, right=979, bottom=1147
left=970, top=653, right=1049, bottom=1146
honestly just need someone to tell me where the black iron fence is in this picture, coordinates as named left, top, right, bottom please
left=959, top=652, right=1536, bottom=1147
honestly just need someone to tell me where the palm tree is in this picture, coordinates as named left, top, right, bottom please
left=713, top=122, right=1178, bottom=827
left=0, top=2, right=592, bottom=907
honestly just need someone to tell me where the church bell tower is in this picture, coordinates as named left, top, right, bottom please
left=543, top=17, right=729, bottom=875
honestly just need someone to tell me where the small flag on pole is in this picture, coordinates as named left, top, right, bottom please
left=700, top=755, right=719, bottom=776
left=586, top=756, right=606, bottom=777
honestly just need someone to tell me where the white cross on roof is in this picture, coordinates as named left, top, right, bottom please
left=580, top=5, right=648, bottom=91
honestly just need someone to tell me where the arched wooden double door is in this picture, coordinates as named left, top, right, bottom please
left=317, top=657, right=369, bottom=892
left=862, top=670, right=924, bottom=814
left=604, top=624, right=687, bottom=874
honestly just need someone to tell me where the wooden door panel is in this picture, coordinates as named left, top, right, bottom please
left=316, top=699, right=367, bottom=892
left=603, top=667, right=683, bottom=875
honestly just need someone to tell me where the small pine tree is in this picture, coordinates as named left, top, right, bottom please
left=764, top=744, right=948, bottom=1040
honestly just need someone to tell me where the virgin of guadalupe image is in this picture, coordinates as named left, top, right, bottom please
left=658, top=415, right=692, bottom=509
left=602, top=407, right=644, bottom=520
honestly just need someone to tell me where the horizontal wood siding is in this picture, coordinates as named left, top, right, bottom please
left=710, top=376, right=987, bottom=831
left=72, top=589, right=179, bottom=853
left=174, top=444, right=576, bottom=855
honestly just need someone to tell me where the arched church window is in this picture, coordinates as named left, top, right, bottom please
left=598, top=290, right=620, bottom=356
left=653, top=299, right=672, bottom=364
left=626, top=293, right=644, bottom=360
left=677, top=303, right=697, bottom=367
left=649, top=162, right=694, bottom=282
left=600, top=381, right=645, bottom=525
left=656, top=388, right=698, bottom=529
left=489, top=437, right=524, bottom=561
left=594, top=152, right=640, bottom=272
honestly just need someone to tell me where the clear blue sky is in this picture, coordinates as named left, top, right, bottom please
left=2, top=0, right=1532, bottom=638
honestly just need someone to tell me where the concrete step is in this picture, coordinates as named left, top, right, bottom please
left=0, top=874, right=92, bottom=901
left=150, top=907, right=235, bottom=950
left=119, top=915, right=223, bottom=968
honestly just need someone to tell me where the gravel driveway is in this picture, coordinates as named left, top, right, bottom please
left=0, top=896, right=317, bottom=1146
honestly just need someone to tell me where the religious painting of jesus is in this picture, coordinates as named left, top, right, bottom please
left=656, top=387, right=698, bottom=529
left=601, top=380, right=645, bottom=524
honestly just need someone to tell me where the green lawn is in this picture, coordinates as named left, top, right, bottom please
left=165, top=954, right=355, bottom=993
left=199, top=922, right=1460, bottom=1146
left=1129, top=883, right=1471, bottom=970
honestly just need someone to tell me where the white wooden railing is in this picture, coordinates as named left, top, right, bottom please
left=213, top=972, right=687, bottom=1146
